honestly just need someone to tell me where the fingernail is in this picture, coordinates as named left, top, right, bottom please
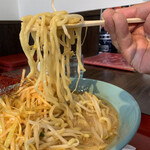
left=145, top=33, right=150, bottom=42
left=115, top=8, right=121, bottom=12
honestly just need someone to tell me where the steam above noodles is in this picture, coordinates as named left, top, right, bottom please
left=0, top=2, right=119, bottom=150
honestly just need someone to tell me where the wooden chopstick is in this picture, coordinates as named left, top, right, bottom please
left=31, top=18, right=145, bottom=31
left=65, top=18, right=145, bottom=28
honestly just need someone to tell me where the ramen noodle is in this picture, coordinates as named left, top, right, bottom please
left=0, top=1, right=119, bottom=150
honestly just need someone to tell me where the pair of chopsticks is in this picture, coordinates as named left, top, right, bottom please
left=31, top=18, right=145, bottom=31
left=65, top=18, right=145, bottom=28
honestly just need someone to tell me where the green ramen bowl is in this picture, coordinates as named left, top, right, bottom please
left=70, top=78, right=141, bottom=150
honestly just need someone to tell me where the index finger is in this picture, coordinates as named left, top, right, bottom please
left=116, top=2, right=150, bottom=19
left=112, top=12, right=136, bottom=62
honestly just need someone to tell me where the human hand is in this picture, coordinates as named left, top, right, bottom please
left=102, top=2, right=150, bottom=74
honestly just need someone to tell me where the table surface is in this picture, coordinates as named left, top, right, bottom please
left=84, top=65, right=150, bottom=116
left=0, top=64, right=150, bottom=150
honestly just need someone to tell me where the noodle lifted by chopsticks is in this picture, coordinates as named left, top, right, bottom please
left=0, top=8, right=119, bottom=150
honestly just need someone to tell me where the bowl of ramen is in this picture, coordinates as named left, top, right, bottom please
left=0, top=4, right=140, bottom=149
left=70, top=78, right=141, bottom=150
left=0, top=77, right=141, bottom=150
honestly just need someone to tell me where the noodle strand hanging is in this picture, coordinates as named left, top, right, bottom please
left=0, top=2, right=119, bottom=150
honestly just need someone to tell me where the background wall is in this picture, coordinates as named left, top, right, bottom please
left=51, top=0, right=149, bottom=13
left=18, top=0, right=51, bottom=19
left=0, top=0, right=19, bottom=20
left=0, top=0, right=148, bottom=20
